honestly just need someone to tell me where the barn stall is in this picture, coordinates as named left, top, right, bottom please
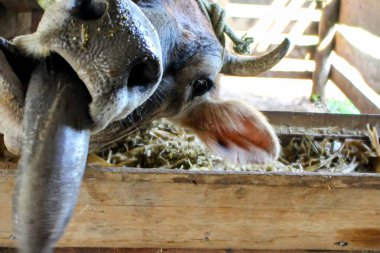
left=1, top=0, right=380, bottom=252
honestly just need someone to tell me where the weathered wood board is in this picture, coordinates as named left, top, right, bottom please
left=1, top=163, right=380, bottom=251
left=336, top=0, right=380, bottom=94
left=1, top=249, right=377, bottom=253
left=263, top=111, right=380, bottom=131
left=0, top=0, right=41, bottom=12
left=0, top=1, right=42, bottom=39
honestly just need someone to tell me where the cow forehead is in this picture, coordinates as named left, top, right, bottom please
left=162, top=0, right=223, bottom=70
left=169, top=0, right=218, bottom=42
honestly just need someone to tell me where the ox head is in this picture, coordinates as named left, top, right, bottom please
left=109, top=0, right=290, bottom=164
left=12, top=0, right=163, bottom=131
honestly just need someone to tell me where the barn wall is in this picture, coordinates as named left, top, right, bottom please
left=0, top=1, right=41, bottom=39
left=336, top=0, right=380, bottom=93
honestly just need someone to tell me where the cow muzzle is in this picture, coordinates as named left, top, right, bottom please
left=72, top=0, right=163, bottom=131
left=13, top=0, right=163, bottom=132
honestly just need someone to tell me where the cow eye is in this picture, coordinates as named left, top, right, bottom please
left=192, top=78, right=214, bottom=98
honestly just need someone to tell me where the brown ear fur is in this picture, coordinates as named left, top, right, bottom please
left=175, top=99, right=280, bottom=164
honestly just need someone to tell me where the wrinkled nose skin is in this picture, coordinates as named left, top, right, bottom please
left=73, top=0, right=163, bottom=131
left=13, top=0, right=163, bottom=131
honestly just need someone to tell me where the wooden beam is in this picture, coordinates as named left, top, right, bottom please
left=0, top=0, right=41, bottom=12
left=0, top=8, right=41, bottom=38
left=225, top=3, right=321, bottom=22
left=312, top=0, right=340, bottom=100
left=335, top=27, right=380, bottom=94
left=1, top=249, right=377, bottom=253
left=259, top=71, right=312, bottom=79
left=234, top=31, right=319, bottom=47
left=262, top=111, right=380, bottom=131
left=257, top=58, right=314, bottom=79
left=330, top=53, right=380, bottom=114
left=1, top=166, right=380, bottom=250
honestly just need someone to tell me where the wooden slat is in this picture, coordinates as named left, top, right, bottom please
left=1, top=249, right=376, bottom=253
left=263, top=111, right=380, bottom=131
left=335, top=29, right=380, bottom=94
left=235, top=31, right=319, bottom=47
left=225, top=3, right=321, bottom=21
left=1, top=166, right=380, bottom=250
left=312, top=0, right=340, bottom=100
left=258, top=58, right=314, bottom=79
left=0, top=11, right=33, bottom=39
left=330, top=53, right=380, bottom=114
left=336, top=0, right=380, bottom=93
left=259, top=71, right=312, bottom=79
left=0, top=0, right=41, bottom=12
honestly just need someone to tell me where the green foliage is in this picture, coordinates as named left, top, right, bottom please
left=37, top=0, right=55, bottom=10
left=310, top=94, right=322, bottom=103
left=326, top=99, right=360, bottom=114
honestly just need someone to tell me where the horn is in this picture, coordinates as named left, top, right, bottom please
left=221, top=38, right=290, bottom=76
left=73, top=0, right=108, bottom=20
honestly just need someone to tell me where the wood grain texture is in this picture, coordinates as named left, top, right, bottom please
left=2, top=249, right=376, bottom=253
left=312, top=0, right=340, bottom=100
left=331, top=66, right=380, bottom=114
left=0, top=11, right=33, bottom=39
left=337, top=0, right=380, bottom=94
left=0, top=0, right=41, bottom=12
left=1, top=165, right=380, bottom=250
left=262, top=111, right=380, bottom=131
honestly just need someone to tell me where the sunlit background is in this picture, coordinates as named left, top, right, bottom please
left=217, top=0, right=380, bottom=114
left=6, top=0, right=380, bottom=115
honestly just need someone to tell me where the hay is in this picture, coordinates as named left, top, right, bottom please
left=93, top=119, right=380, bottom=173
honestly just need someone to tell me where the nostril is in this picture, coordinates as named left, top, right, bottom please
left=128, top=57, right=161, bottom=90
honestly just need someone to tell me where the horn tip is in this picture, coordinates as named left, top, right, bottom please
left=279, top=38, right=291, bottom=57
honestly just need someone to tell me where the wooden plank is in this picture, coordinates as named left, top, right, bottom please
left=0, top=0, right=41, bottom=12
left=235, top=31, right=319, bottom=47
left=2, top=249, right=377, bottom=253
left=259, top=70, right=312, bottom=79
left=330, top=53, right=380, bottom=114
left=225, top=3, right=321, bottom=22
left=0, top=10, right=33, bottom=39
left=262, top=111, right=380, bottom=131
left=312, top=0, right=340, bottom=101
left=1, top=166, right=380, bottom=250
left=338, top=0, right=380, bottom=44
left=335, top=30, right=380, bottom=94
left=258, top=58, right=314, bottom=79
left=336, top=0, right=380, bottom=93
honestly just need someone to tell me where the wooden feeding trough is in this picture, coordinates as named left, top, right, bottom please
left=1, top=0, right=380, bottom=252
left=1, top=112, right=380, bottom=252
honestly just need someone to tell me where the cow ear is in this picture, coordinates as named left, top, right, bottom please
left=175, top=99, right=280, bottom=164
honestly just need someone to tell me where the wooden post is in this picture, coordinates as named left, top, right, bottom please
left=0, top=0, right=42, bottom=38
left=0, top=0, right=41, bottom=12
left=311, top=0, right=340, bottom=101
